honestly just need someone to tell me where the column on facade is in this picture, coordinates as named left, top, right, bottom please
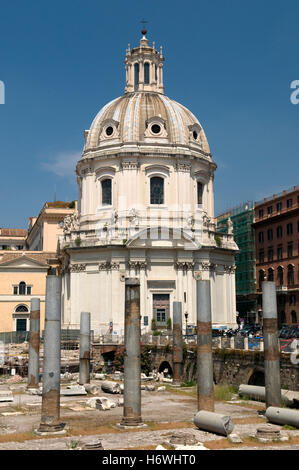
left=139, top=60, right=144, bottom=90
left=139, top=262, right=147, bottom=328
left=208, top=176, right=214, bottom=219
left=70, top=264, right=87, bottom=328
left=176, top=262, right=184, bottom=304
left=187, top=264, right=194, bottom=324
left=84, top=170, right=95, bottom=216
left=111, top=262, right=120, bottom=331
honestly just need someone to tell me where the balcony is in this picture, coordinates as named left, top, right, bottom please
left=276, top=286, right=288, bottom=293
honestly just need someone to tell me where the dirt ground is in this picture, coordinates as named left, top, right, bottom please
left=0, top=378, right=299, bottom=451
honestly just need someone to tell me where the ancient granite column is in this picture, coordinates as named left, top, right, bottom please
left=121, top=278, right=143, bottom=427
left=38, top=275, right=64, bottom=433
left=197, top=279, right=214, bottom=412
left=173, top=301, right=183, bottom=385
left=262, top=282, right=282, bottom=408
left=28, top=297, right=40, bottom=389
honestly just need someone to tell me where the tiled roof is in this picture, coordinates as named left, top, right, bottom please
left=0, top=228, right=27, bottom=237
left=0, top=251, right=56, bottom=265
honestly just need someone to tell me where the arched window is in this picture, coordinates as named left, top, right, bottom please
left=259, top=270, right=265, bottom=289
left=134, top=63, right=139, bottom=89
left=144, top=63, right=150, bottom=84
left=291, top=311, right=297, bottom=324
left=280, top=311, right=286, bottom=325
left=268, top=268, right=274, bottom=282
left=277, top=226, right=283, bottom=238
left=197, top=182, right=203, bottom=205
left=150, top=177, right=164, bottom=205
left=288, top=265, right=294, bottom=286
left=101, top=179, right=112, bottom=206
left=19, top=282, right=26, bottom=295
left=15, top=305, right=28, bottom=313
left=277, top=266, right=284, bottom=286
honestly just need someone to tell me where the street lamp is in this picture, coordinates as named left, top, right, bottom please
left=184, top=312, right=188, bottom=336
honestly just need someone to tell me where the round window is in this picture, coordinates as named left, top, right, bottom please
left=106, top=126, right=114, bottom=136
left=151, top=124, right=161, bottom=134
left=193, top=130, right=198, bottom=140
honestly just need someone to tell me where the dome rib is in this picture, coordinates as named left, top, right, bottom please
left=84, top=91, right=211, bottom=155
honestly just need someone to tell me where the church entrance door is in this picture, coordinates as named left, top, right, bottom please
left=153, top=294, right=170, bottom=328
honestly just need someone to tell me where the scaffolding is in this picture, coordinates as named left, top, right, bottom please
left=216, top=202, right=257, bottom=319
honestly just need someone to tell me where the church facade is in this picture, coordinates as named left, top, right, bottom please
left=58, top=31, right=238, bottom=336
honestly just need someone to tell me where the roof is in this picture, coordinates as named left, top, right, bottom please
left=84, top=91, right=211, bottom=155
left=0, top=228, right=27, bottom=237
left=0, top=251, right=55, bottom=266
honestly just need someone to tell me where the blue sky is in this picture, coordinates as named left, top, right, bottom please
left=0, top=0, right=299, bottom=228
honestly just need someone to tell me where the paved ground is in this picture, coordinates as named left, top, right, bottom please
left=0, top=379, right=299, bottom=451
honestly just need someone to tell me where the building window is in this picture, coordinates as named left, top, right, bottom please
left=134, top=63, right=139, bottom=89
left=277, top=202, right=282, bottom=212
left=144, top=63, right=150, bottom=84
left=287, top=223, right=293, bottom=235
left=150, top=176, right=164, bottom=205
left=19, top=282, right=26, bottom=295
left=288, top=265, right=294, bottom=285
left=101, top=179, right=112, bottom=205
left=156, top=308, right=166, bottom=323
left=259, top=251, right=264, bottom=263
left=15, top=305, right=29, bottom=313
left=13, top=282, right=32, bottom=295
left=16, top=319, right=27, bottom=332
left=279, top=311, right=286, bottom=326
left=287, top=199, right=293, bottom=208
left=277, top=226, right=283, bottom=238
left=290, top=294, right=296, bottom=306
left=197, top=182, right=203, bottom=205
left=259, top=209, right=264, bottom=218
left=258, top=232, right=264, bottom=243
left=278, top=266, right=284, bottom=286
left=259, top=270, right=265, bottom=289
left=291, top=311, right=297, bottom=324
left=268, top=268, right=274, bottom=282
left=288, top=244, right=293, bottom=258
left=267, top=229, right=273, bottom=241
left=267, top=206, right=273, bottom=215
left=268, top=249, right=273, bottom=262
left=277, top=246, right=283, bottom=260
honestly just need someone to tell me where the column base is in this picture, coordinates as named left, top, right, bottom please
left=35, top=422, right=66, bottom=435
left=116, top=423, right=148, bottom=430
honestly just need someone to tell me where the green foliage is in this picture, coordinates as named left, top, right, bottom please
left=151, top=318, right=157, bottom=331
left=214, top=384, right=238, bottom=401
left=113, top=349, right=124, bottom=372
left=215, top=234, right=222, bottom=247
left=74, top=237, right=81, bottom=246
left=181, top=379, right=196, bottom=387
left=183, top=342, right=188, bottom=361
left=141, top=345, right=153, bottom=375
left=153, top=330, right=162, bottom=336
left=167, top=317, right=172, bottom=330
left=68, top=201, right=76, bottom=209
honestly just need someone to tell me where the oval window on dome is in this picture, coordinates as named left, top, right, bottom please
left=193, top=130, right=198, bottom=140
left=151, top=124, right=161, bottom=134
left=106, top=126, right=114, bottom=137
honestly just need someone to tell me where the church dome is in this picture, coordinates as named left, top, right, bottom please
left=84, top=92, right=211, bottom=155
left=82, top=31, right=212, bottom=160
